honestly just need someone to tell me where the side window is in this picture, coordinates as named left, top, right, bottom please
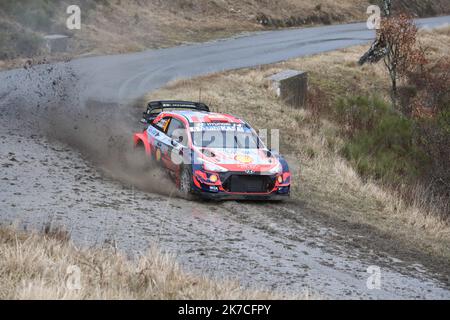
left=154, top=117, right=170, bottom=132
left=167, top=118, right=188, bottom=146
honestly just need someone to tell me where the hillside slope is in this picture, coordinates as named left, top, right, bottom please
left=1, top=0, right=450, bottom=67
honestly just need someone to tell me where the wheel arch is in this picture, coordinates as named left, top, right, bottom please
left=278, top=155, right=290, bottom=172
left=133, top=132, right=151, bottom=155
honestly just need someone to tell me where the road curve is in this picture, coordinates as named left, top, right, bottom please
left=1, top=16, right=450, bottom=104
left=1, top=17, right=450, bottom=299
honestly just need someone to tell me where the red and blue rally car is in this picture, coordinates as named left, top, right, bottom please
left=133, top=101, right=291, bottom=200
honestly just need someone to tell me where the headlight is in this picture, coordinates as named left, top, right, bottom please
left=203, top=161, right=228, bottom=173
left=268, top=162, right=283, bottom=175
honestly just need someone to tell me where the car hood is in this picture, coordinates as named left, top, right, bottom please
left=195, top=147, right=281, bottom=173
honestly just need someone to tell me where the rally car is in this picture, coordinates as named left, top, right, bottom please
left=133, top=101, right=291, bottom=200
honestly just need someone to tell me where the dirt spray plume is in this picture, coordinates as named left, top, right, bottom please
left=0, top=60, right=175, bottom=196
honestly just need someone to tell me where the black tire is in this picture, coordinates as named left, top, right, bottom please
left=179, top=165, right=195, bottom=200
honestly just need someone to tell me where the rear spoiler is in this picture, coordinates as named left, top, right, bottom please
left=141, top=100, right=210, bottom=124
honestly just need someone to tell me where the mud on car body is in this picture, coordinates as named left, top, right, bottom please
left=133, top=101, right=291, bottom=200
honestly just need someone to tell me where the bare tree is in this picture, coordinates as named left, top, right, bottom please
left=360, top=11, right=426, bottom=110
left=380, top=14, right=425, bottom=108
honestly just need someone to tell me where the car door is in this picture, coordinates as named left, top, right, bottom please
left=164, top=117, right=189, bottom=172
left=148, top=116, right=172, bottom=166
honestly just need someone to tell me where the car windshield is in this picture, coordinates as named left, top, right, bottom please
left=191, top=123, right=261, bottom=149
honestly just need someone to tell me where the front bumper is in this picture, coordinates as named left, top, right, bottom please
left=196, top=191, right=290, bottom=201
left=192, top=169, right=291, bottom=201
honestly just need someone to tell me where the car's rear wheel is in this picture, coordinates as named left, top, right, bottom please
left=179, top=166, right=194, bottom=200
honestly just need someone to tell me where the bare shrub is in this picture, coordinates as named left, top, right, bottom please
left=408, top=57, right=450, bottom=115
left=360, top=13, right=427, bottom=110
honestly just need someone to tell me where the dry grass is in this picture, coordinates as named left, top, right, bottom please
left=144, top=28, right=450, bottom=263
left=418, top=26, right=450, bottom=59
left=0, top=226, right=311, bottom=300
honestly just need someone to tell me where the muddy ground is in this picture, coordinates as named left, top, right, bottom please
left=0, top=59, right=449, bottom=299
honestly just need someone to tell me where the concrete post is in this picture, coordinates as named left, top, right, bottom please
left=44, top=35, right=70, bottom=53
left=268, top=70, right=308, bottom=108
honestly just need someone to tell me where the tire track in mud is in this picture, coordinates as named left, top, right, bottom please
left=214, top=201, right=450, bottom=298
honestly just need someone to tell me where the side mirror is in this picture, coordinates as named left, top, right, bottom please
left=140, top=118, right=148, bottom=124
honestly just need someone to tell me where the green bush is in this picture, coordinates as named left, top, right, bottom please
left=0, top=0, right=57, bottom=31
left=418, top=103, right=450, bottom=197
left=0, top=31, right=10, bottom=59
left=336, top=96, right=428, bottom=185
left=437, top=103, right=450, bottom=135
left=15, top=32, right=44, bottom=57
left=0, top=25, right=43, bottom=59
left=335, top=96, right=390, bottom=134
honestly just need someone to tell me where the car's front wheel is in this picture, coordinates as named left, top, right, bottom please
left=134, top=142, right=152, bottom=171
left=179, top=166, right=195, bottom=200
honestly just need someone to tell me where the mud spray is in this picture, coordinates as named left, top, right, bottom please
left=0, top=60, right=175, bottom=196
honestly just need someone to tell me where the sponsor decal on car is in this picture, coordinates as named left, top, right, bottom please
left=235, top=154, right=254, bottom=164
left=190, top=123, right=246, bottom=132
left=155, top=149, right=162, bottom=161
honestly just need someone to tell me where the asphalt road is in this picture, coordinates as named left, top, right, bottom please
left=1, top=16, right=450, bottom=299
left=1, top=15, right=450, bottom=104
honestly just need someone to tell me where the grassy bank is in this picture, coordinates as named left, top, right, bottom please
left=143, top=27, right=450, bottom=273
left=0, top=226, right=307, bottom=299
